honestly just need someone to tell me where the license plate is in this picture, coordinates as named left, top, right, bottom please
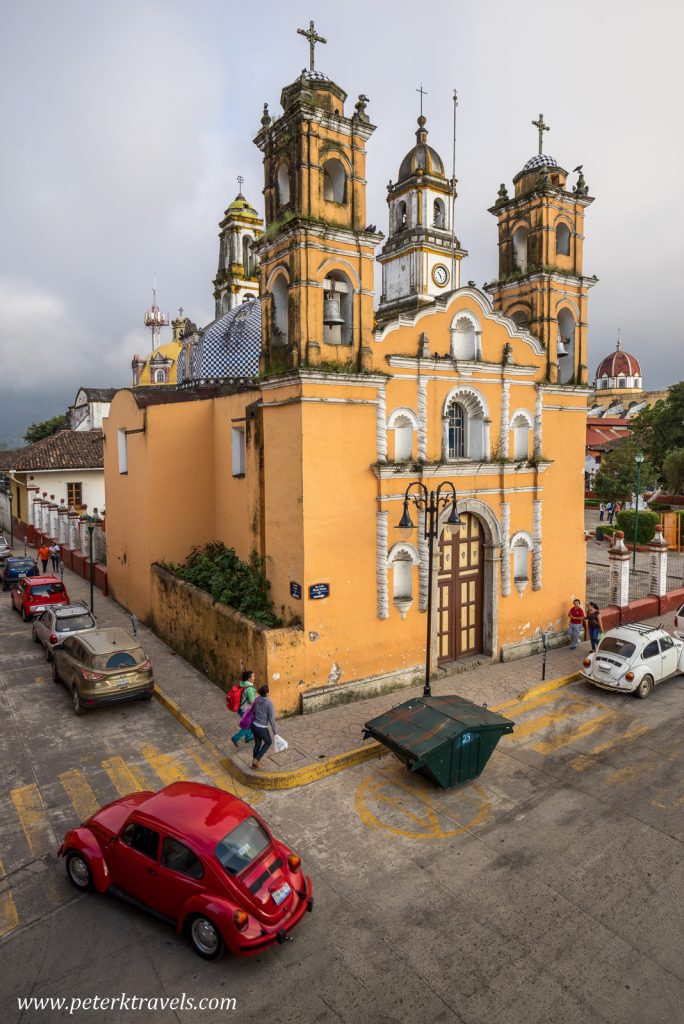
left=272, top=883, right=291, bottom=906
left=115, top=677, right=129, bottom=688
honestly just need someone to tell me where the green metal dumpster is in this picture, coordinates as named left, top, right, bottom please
left=596, top=526, right=604, bottom=542
left=363, top=694, right=514, bottom=790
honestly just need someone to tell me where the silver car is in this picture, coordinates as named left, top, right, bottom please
left=32, top=603, right=97, bottom=661
left=582, top=622, right=684, bottom=698
left=0, top=535, right=11, bottom=562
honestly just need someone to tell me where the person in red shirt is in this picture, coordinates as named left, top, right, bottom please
left=38, top=544, right=50, bottom=573
left=568, top=599, right=585, bottom=650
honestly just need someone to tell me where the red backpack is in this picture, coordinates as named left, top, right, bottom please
left=226, top=684, right=244, bottom=713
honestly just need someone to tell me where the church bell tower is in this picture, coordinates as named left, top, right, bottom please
left=486, top=115, right=595, bottom=385
left=252, top=21, right=382, bottom=373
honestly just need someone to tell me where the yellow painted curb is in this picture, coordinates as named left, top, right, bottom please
left=153, top=686, right=206, bottom=740
left=155, top=671, right=581, bottom=791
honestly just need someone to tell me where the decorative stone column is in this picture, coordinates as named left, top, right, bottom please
left=608, top=531, right=630, bottom=607
left=648, top=526, right=668, bottom=598
left=92, top=511, right=107, bottom=565
left=483, top=418, right=492, bottom=460
left=376, top=510, right=389, bottom=619
left=532, top=499, right=542, bottom=590
left=441, top=415, right=450, bottom=460
left=79, top=518, right=89, bottom=557
left=533, top=387, right=543, bottom=458
left=418, top=510, right=428, bottom=611
left=500, top=381, right=510, bottom=459
left=501, top=502, right=511, bottom=597
left=57, top=503, right=69, bottom=545
left=417, top=377, right=427, bottom=461
left=68, top=509, right=80, bottom=550
left=48, top=499, right=59, bottom=539
left=376, top=382, right=387, bottom=463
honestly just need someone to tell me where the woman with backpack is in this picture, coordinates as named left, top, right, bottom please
left=251, top=684, right=278, bottom=769
left=228, top=670, right=257, bottom=747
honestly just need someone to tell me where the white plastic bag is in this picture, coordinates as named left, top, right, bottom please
left=274, top=734, right=288, bottom=753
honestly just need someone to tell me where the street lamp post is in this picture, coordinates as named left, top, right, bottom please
left=7, top=487, right=14, bottom=550
left=397, top=481, right=461, bottom=697
left=632, top=451, right=644, bottom=574
left=86, top=517, right=97, bottom=614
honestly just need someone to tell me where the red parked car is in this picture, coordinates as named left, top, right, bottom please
left=11, top=575, right=70, bottom=621
left=58, top=781, right=313, bottom=959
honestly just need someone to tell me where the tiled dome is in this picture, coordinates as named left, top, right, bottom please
left=595, top=341, right=641, bottom=380
left=521, top=153, right=559, bottom=172
left=398, top=116, right=445, bottom=181
left=178, top=299, right=261, bottom=382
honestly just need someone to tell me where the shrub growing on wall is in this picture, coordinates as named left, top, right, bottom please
left=166, top=542, right=281, bottom=626
left=615, top=509, right=659, bottom=545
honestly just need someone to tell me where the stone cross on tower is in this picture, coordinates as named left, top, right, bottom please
left=297, top=20, right=326, bottom=72
left=532, top=113, right=550, bottom=155
left=237, top=174, right=244, bottom=194
left=416, top=83, right=428, bottom=117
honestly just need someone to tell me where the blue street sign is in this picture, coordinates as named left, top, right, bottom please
left=290, top=581, right=302, bottom=599
left=309, top=582, right=330, bottom=600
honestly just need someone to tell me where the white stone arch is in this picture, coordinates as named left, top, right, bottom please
left=555, top=296, right=580, bottom=319
left=269, top=269, right=290, bottom=346
left=276, top=161, right=290, bottom=205
left=322, top=156, right=347, bottom=203
left=555, top=217, right=572, bottom=256
left=387, top=542, right=419, bottom=618
left=387, top=407, right=419, bottom=430
left=508, top=408, right=534, bottom=430
left=450, top=310, right=482, bottom=360
left=317, top=258, right=361, bottom=292
left=511, top=221, right=530, bottom=271
left=442, top=385, right=489, bottom=420
left=442, top=385, right=490, bottom=461
left=387, top=542, right=420, bottom=567
left=510, top=407, right=533, bottom=460
left=387, top=408, right=418, bottom=461
left=266, top=263, right=291, bottom=291
left=510, top=530, right=533, bottom=593
left=510, top=530, right=533, bottom=549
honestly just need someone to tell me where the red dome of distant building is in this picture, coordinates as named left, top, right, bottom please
left=595, top=336, right=641, bottom=381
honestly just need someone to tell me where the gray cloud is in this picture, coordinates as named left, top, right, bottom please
left=1, top=0, right=681, bottom=445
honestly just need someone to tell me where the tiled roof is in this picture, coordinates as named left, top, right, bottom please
left=6, top=430, right=104, bottom=471
left=79, top=388, right=117, bottom=402
left=0, top=449, right=22, bottom=472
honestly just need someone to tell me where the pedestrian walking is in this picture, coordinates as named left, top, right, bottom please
left=614, top=501, right=622, bottom=518
left=568, top=598, right=585, bottom=650
left=599, top=502, right=605, bottom=522
left=250, top=684, right=278, bottom=769
left=606, top=502, right=614, bottom=525
left=586, top=602, right=603, bottom=652
left=38, top=543, right=50, bottom=573
left=49, top=542, right=60, bottom=571
left=229, top=670, right=257, bottom=747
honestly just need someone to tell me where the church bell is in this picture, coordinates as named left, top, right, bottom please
left=323, top=281, right=345, bottom=327
left=557, top=334, right=570, bottom=358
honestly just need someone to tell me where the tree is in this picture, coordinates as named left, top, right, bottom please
left=23, top=414, right=67, bottom=445
left=663, top=448, right=684, bottom=496
left=593, top=437, right=657, bottom=504
left=633, top=382, right=684, bottom=477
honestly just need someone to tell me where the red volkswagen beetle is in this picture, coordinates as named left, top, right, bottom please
left=58, top=781, right=313, bottom=959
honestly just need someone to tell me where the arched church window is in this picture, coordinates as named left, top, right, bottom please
left=433, top=198, right=446, bottom=229
left=322, top=159, right=346, bottom=203
left=323, top=271, right=352, bottom=346
left=451, top=316, right=477, bottom=360
left=511, top=411, right=532, bottom=460
left=557, top=308, right=576, bottom=385
left=395, top=201, right=407, bottom=232
left=512, top=536, right=531, bottom=583
left=393, top=415, right=414, bottom=461
left=387, top=543, right=419, bottom=619
left=448, top=403, right=466, bottom=459
left=154, top=369, right=166, bottom=384
left=512, top=226, right=529, bottom=272
left=556, top=222, right=571, bottom=256
left=277, top=162, right=290, bottom=206
left=271, top=275, right=289, bottom=346
left=242, top=235, right=254, bottom=276
left=511, top=310, right=530, bottom=330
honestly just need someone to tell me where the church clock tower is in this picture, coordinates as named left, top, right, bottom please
left=377, top=108, right=467, bottom=323
left=252, top=21, right=382, bottom=373
left=486, top=115, right=595, bottom=385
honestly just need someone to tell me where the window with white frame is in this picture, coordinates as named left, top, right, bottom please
left=511, top=411, right=532, bottom=460
left=117, top=429, right=128, bottom=474
left=393, top=415, right=414, bottom=461
left=231, top=427, right=246, bottom=476
left=448, top=403, right=466, bottom=458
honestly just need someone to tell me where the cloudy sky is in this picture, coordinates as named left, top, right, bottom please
left=1, top=0, right=681, bottom=446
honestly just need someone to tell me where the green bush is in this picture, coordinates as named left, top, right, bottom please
left=165, top=542, right=281, bottom=626
left=615, top=509, right=659, bottom=545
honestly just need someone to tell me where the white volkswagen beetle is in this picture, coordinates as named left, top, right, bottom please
left=582, top=623, right=684, bottom=698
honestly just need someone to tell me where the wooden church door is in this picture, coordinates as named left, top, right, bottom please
left=437, top=512, right=484, bottom=663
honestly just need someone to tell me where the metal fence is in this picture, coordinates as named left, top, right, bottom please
left=586, top=560, right=683, bottom=608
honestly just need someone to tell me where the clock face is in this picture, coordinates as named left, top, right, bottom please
left=432, top=264, right=449, bottom=288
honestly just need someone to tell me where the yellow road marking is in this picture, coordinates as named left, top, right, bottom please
left=355, top=775, right=492, bottom=840
left=140, top=745, right=189, bottom=786
left=0, top=857, right=19, bottom=939
left=532, top=710, right=616, bottom=754
left=59, top=769, right=100, bottom=821
left=509, top=699, right=591, bottom=742
left=568, top=724, right=651, bottom=772
left=185, top=749, right=249, bottom=798
left=101, top=757, right=147, bottom=796
left=604, top=751, right=666, bottom=787
left=11, top=784, right=52, bottom=858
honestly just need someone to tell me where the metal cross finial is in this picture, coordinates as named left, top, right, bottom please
left=532, top=113, right=550, bottom=155
left=416, top=83, right=428, bottom=117
left=237, top=174, right=244, bottom=193
left=178, top=306, right=184, bottom=318
left=616, top=327, right=622, bottom=351
left=297, top=19, right=326, bottom=72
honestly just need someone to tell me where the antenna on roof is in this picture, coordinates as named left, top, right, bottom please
left=144, top=277, right=169, bottom=350
left=450, top=89, right=458, bottom=289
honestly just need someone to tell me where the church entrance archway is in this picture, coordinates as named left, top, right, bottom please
left=437, top=512, right=484, bottom=663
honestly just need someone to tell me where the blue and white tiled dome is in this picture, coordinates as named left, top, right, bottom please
left=521, top=153, right=559, bottom=172
left=178, top=299, right=261, bottom=382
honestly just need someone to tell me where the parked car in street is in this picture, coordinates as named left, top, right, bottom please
left=675, top=601, right=684, bottom=640
left=58, top=780, right=313, bottom=959
left=582, top=622, right=684, bottom=698
left=1, top=557, right=39, bottom=591
left=52, top=626, right=154, bottom=715
left=11, top=575, right=70, bottom=621
left=32, top=603, right=96, bottom=660
left=0, top=534, right=12, bottom=561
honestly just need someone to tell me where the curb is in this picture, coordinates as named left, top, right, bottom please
left=154, top=671, right=582, bottom=791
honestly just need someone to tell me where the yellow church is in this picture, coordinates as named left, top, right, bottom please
left=105, top=30, right=593, bottom=713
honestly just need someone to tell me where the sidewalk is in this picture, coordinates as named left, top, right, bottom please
left=39, top=559, right=597, bottom=789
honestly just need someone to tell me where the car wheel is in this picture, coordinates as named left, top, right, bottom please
left=44, top=644, right=52, bottom=662
left=65, top=851, right=93, bottom=892
left=21, top=607, right=28, bottom=622
left=32, top=626, right=40, bottom=644
left=72, top=687, right=85, bottom=716
left=51, top=661, right=61, bottom=684
left=187, top=915, right=224, bottom=961
left=635, top=674, right=654, bottom=699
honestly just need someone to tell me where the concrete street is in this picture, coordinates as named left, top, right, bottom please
left=1, top=585, right=684, bottom=1023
